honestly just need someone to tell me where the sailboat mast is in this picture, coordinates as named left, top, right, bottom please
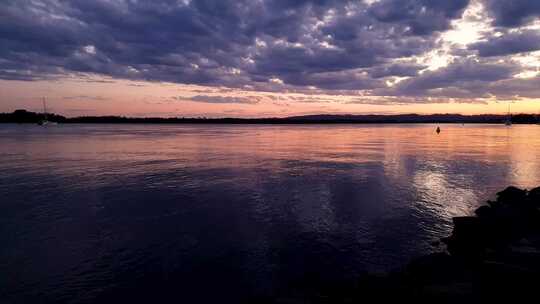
left=42, top=97, right=48, bottom=119
left=504, top=103, right=512, bottom=126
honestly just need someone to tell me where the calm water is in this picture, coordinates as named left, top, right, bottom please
left=1, top=123, right=540, bottom=303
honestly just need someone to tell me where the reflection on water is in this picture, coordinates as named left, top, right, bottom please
left=1, top=124, right=540, bottom=302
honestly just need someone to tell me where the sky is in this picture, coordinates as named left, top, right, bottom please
left=1, top=0, right=540, bottom=118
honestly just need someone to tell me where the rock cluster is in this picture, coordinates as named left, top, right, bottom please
left=443, top=186, right=540, bottom=260
left=273, top=186, right=540, bottom=303
left=402, top=186, right=540, bottom=302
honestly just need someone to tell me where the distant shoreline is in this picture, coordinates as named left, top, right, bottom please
left=2, top=109, right=540, bottom=124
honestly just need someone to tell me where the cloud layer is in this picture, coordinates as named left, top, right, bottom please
left=1, top=0, right=540, bottom=103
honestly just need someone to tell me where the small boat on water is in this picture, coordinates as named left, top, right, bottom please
left=38, top=98, right=57, bottom=126
left=504, top=104, right=512, bottom=126
left=436, top=126, right=441, bottom=134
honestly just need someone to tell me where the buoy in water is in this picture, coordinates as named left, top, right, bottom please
left=436, top=126, right=441, bottom=134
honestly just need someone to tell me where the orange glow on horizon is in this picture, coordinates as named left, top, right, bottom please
left=1, top=78, right=539, bottom=118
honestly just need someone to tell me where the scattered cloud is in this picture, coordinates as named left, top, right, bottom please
left=183, top=95, right=260, bottom=104
left=62, top=95, right=107, bottom=101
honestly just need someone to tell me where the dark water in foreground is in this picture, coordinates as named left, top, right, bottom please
left=1, top=124, right=540, bottom=302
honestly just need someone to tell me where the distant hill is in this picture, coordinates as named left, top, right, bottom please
left=1, top=110, right=539, bottom=124
left=287, top=113, right=540, bottom=124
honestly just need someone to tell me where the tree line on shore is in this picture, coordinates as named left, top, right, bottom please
left=1, top=109, right=540, bottom=124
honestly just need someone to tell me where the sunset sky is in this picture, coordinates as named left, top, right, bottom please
left=1, top=0, right=540, bottom=117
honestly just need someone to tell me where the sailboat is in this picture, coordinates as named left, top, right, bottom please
left=38, top=98, right=57, bottom=126
left=504, top=104, right=512, bottom=126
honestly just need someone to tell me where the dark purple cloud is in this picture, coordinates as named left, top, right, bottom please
left=184, top=95, right=260, bottom=104
left=0, top=0, right=538, bottom=101
left=385, top=59, right=518, bottom=97
left=369, top=63, right=427, bottom=78
left=369, top=0, right=470, bottom=35
left=483, top=0, right=540, bottom=28
left=0, top=1, right=460, bottom=85
left=470, top=30, right=540, bottom=57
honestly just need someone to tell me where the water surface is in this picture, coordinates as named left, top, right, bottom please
left=1, top=124, right=540, bottom=302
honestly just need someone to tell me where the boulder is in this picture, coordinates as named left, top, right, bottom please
left=528, top=187, right=540, bottom=206
left=496, top=186, right=527, bottom=207
left=475, top=205, right=492, bottom=218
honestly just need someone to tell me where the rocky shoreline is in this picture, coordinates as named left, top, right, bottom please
left=404, top=186, right=540, bottom=301
left=272, top=186, right=540, bottom=303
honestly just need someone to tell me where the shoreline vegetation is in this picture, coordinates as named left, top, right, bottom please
left=276, top=186, right=540, bottom=303
left=2, top=109, right=540, bottom=124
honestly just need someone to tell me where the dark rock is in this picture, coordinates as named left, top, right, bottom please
left=443, top=186, right=540, bottom=259
left=406, top=253, right=467, bottom=283
left=528, top=187, right=540, bottom=206
left=496, top=186, right=527, bottom=206
left=443, top=217, right=488, bottom=258
left=474, top=205, right=492, bottom=217
left=451, top=217, right=485, bottom=238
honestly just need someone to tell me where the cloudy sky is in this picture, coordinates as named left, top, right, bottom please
left=1, top=0, right=540, bottom=117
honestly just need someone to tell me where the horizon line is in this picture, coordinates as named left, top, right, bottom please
left=3, top=109, right=540, bottom=119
